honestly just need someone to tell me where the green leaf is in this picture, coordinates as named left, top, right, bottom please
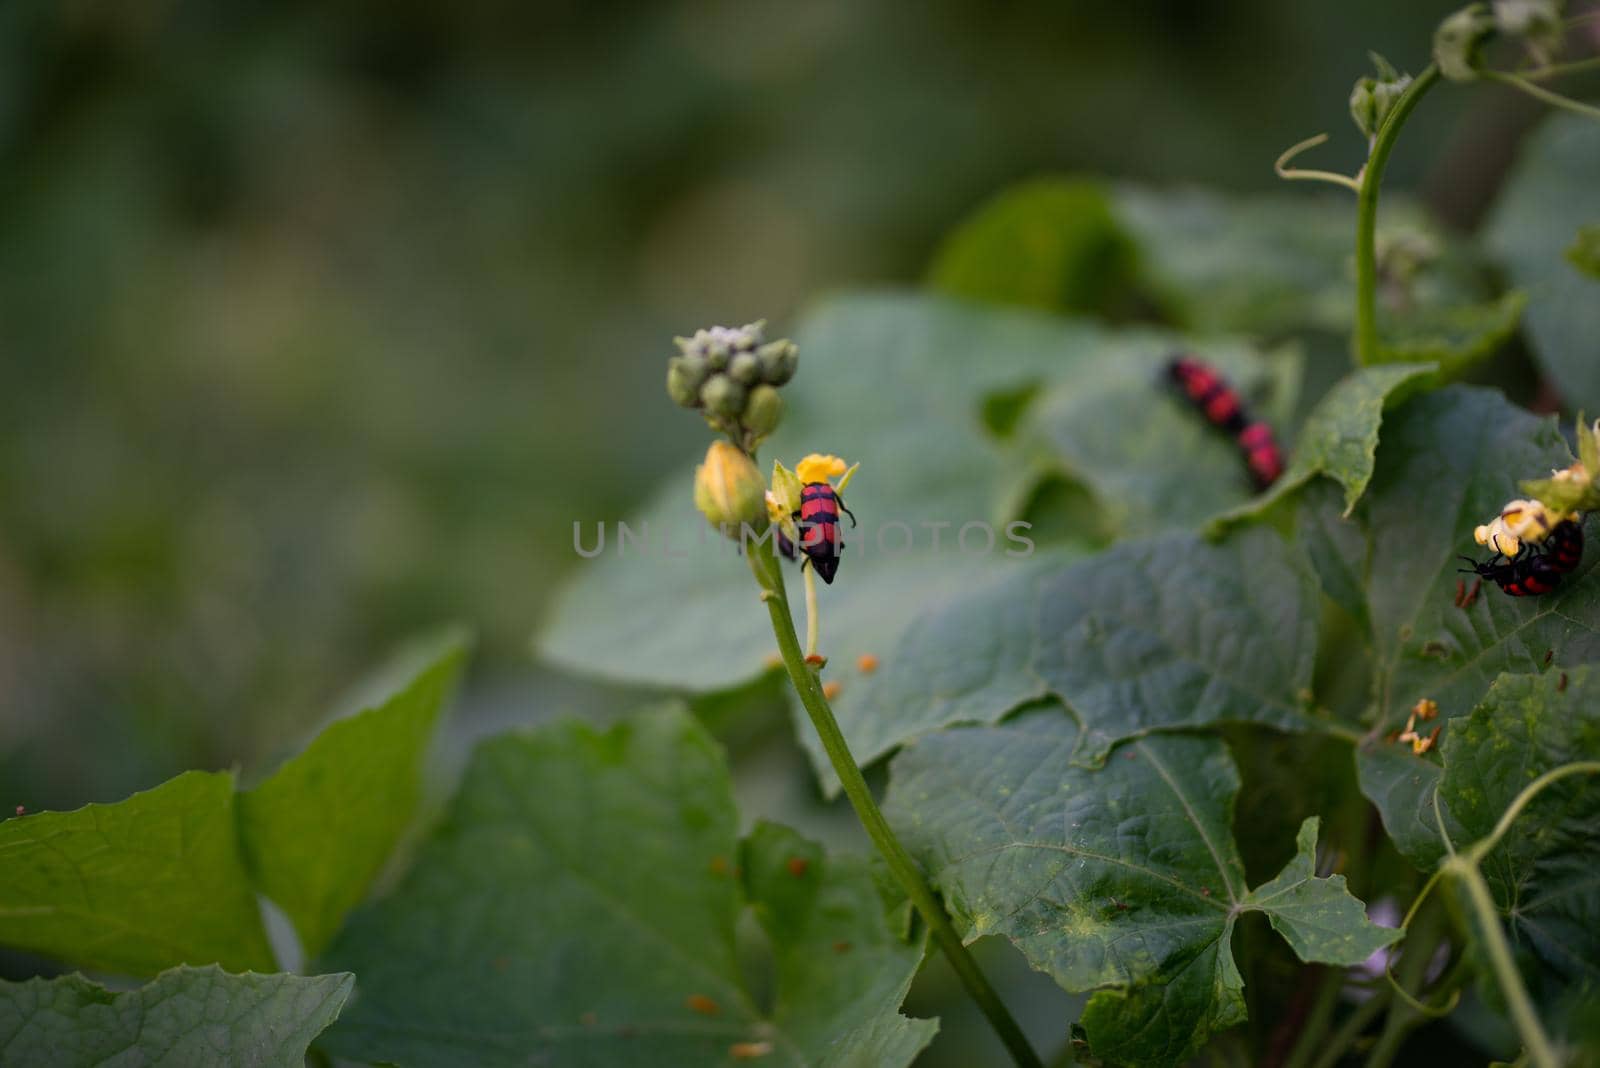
left=1111, top=185, right=1357, bottom=335
left=928, top=178, right=1139, bottom=315
left=1350, top=387, right=1600, bottom=857
left=1244, top=816, right=1399, bottom=964
left=1485, top=113, right=1600, bottom=404
left=884, top=712, right=1397, bottom=1068
left=236, top=631, right=468, bottom=958
left=0, top=966, right=352, bottom=1068
left=1211, top=362, right=1435, bottom=529
left=741, top=822, right=939, bottom=1066
left=318, top=708, right=934, bottom=1068
left=1016, top=343, right=1297, bottom=536
left=0, top=771, right=275, bottom=977
left=1374, top=291, right=1525, bottom=375
left=1372, top=669, right=1600, bottom=1023
left=826, top=526, right=1323, bottom=789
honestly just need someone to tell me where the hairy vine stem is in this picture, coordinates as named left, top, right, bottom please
left=1353, top=63, right=1440, bottom=365
left=745, top=537, right=1044, bottom=1068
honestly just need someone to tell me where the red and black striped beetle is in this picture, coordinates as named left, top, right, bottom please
left=1458, top=551, right=1564, bottom=597
left=1166, top=355, right=1285, bottom=490
left=794, top=482, right=856, bottom=584
left=1543, top=518, right=1585, bottom=575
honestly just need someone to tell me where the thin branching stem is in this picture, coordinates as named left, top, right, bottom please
left=1354, top=63, right=1441, bottom=364
left=745, top=538, right=1044, bottom=1068
left=1275, top=133, right=1364, bottom=191
left=1483, top=69, right=1600, bottom=120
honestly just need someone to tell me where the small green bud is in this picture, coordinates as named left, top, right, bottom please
left=700, top=373, right=746, bottom=419
left=667, top=356, right=706, bottom=408
left=1348, top=54, right=1412, bottom=139
left=744, top=384, right=784, bottom=441
left=757, top=339, right=799, bottom=385
left=1434, top=4, right=1495, bottom=82
left=705, top=342, right=729, bottom=371
left=695, top=441, right=767, bottom=533
left=728, top=351, right=762, bottom=385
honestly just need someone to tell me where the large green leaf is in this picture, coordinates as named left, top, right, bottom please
left=0, top=771, right=274, bottom=977
left=537, top=294, right=1276, bottom=782
left=1485, top=113, right=1600, bottom=405
left=1441, top=669, right=1600, bottom=999
left=318, top=708, right=934, bottom=1068
left=1211, top=362, right=1435, bottom=528
left=817, top=525, right=1323, bottom=790
left=1352, top=388, right=1600, bottom=852
left=236, top=633, right=467, bottom=958
left=928, top=178, right=1139, bottom=315
left=884, top=711, right=1398, bottom=1068
left=1112, top=185, right=1357, bottom=335
left=0, top=966, right=352, bottom=1068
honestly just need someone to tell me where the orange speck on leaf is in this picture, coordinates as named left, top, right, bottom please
left=730, top=1041, right=774, bottom=1060
left=822, top=681, right=842, bottom=700
left=857, top=653, right=879, bottom=674
left=805, top=653, right=828, bottom=668
left=709, top=855, right=730, bottom=876
left=832, top=940, right=852, bottom=954
left=580, top=1011, right=598, bottom=1027
left=686, top=994, right=720, bottom=1016
left=786, top=856, right=810, bottom=878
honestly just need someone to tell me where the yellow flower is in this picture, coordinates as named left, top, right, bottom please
left=796, top=453, right=847, bottom=484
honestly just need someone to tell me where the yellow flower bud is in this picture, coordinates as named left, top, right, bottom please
left=694, top=442, right=767, bottom=533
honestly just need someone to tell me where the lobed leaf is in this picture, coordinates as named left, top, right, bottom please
left=0, top=966, right=352, bottom=1068
left=820, top=525, right=1323, bottom=792
left=884, top=711, right=1396, bottom=1068
left=236, top=632, right=469, bottom=958
left=1211, top=362, right=1435, bottom=529
left=318, top=707, right=935, bottom=1068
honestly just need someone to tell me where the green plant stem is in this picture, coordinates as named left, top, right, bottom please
left=803, top=563, right=819, bottom=657
left=1364, top=899, right=1445, bottom=1068
left=1484, top=69, right=1600, bottom=120
left=1309, top=987, right=1392, bottom=1068
left=1466, top=761, right=1600, bottom=864
left=1445, top=858, right=1558, bottom=1068
left=1354, top=63, right=1441, bottom=365
left=1281, top=969, right=1346, bottom=1068
left=745, top=538, right=1044, bottom=1068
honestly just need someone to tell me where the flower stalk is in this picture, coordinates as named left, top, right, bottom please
left=744, top=536, right=1043, bottom=1068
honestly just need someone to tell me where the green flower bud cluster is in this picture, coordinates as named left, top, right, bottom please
left=667, top=321, right=798, bottom=449
left=1349, top=53, right=1412, bottom=140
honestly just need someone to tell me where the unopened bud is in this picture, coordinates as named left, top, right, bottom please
left=667, top=356, right=706, bottom=408
left=695, top=441, right=767, bottom=532
left=701, top=374, right=747, bottom=420
left=1349, top=54, right=1412, bottom=139
left=728, top=351, right=762, bottom=386
left=758, top=340, right=798, bottom=385
left=744, top=384, right=784, bottom=442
